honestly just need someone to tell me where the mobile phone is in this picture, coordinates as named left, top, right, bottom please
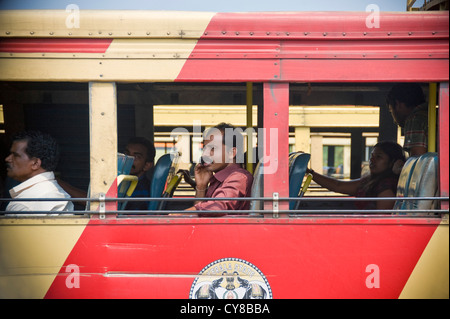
left=200, top=156, right=212, bottom=165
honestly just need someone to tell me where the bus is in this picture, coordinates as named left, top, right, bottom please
left=0, top=9, right=448, bottom=299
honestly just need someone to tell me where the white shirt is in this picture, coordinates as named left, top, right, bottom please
left=6, top=171, right=74, bottom=215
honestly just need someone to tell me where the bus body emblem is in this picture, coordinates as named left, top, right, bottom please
left=189, top=258, right=272, bottom=299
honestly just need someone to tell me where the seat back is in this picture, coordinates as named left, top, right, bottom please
left=148, top=153, right=178, bottom=210
left=117, top=152, right=135, bottom=197
left=395, top=153, right=439, bottom=213
left=289, top=152, right=311, bottom=210
left=394, top=156, right=419, bottom=210
left=117, top=152, right=134, bottom=175
left=249, top=159, right=264, bottom=212
left=158, top=173, right=183, bottom=210
left=116, top=153, right=139, bottom=210
left=249, top=153, right=311, bottom=212
left=404, top=153, right=439, bottom=211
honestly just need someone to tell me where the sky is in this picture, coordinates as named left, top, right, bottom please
left=0, top=0, right=422, bottom=12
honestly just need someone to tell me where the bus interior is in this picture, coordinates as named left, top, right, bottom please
left=0, top=80, right=444, bottom=215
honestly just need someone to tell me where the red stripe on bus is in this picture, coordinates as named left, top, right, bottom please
left=0, top=38, right=113, bottom=53
left=176, top=12, right=449, bottom=82
left=439, top=83, right=449, bottom=203
left=45, top=218, right=439, bottom=298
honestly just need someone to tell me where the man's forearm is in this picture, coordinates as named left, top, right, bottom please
left=194, top=186, right=207, bottom=205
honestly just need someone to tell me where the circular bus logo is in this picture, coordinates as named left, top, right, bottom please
left=189, top=258, right=272, bottom=299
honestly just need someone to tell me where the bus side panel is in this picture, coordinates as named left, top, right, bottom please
left=176, top=12, right=449, bottom=83
left=439, top=82, right=449, bottom=208
left=0, top=219, right=90, bottom=299
left=0, top=38, right=113, bottom=53
left=280, top=59, right=449, bottom=83
left=44, top=218, right=442, bottom=299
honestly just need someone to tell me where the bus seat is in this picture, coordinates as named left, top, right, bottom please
left=116, top=153, right=138, bottom=210
left=158, top=173, right=183, bottom=210
left=394, top=153, right=439, bottom=213
left=289, top=152, right=311, bottom=210
left=117, top=175, right=139, bottom=210
left=249, top=158, right=263, bottom=213
left=117, top=152, right=134, bottom=175
left=249, top=153, right=311, bottom=212
left=404, top=152, right=439, bottom=211
left=117, top=153, right=135, bottom=195
left=393, top=156, right=419, bottom=210
left=84, top=153, right=136, bottom=211
left=148, top=153, right=178, bottom=210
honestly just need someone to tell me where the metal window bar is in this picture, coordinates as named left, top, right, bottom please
left=1, top=196, right=448, bottom=216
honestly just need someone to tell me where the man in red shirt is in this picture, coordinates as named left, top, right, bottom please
left=185, top=123, right=253, bottom=216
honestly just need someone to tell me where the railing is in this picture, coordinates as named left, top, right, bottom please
left=1, top=196, right=448, bottom=218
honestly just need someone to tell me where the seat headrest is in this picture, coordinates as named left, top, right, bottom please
left=288, top=153, right=311, bottom=210
left=148, top=153, right=174, bottom=210
left=395, top=152, right=439, bottom=212
left=117, top=152, right=134, bottom=175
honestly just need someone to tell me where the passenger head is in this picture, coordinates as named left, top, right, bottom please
left=201, top=123, right=244, bottom=172
left=387, top=83, right=425, bottom=109
left=386, top=83, right=426, bottom=127
left=125, top=137, right=156, bottom=177
left=5, top=130, right=60, bottom=182
left=369, top=141, right=405, bottom=176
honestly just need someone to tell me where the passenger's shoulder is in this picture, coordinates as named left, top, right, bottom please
left=228, top=167, right=253, bottom=180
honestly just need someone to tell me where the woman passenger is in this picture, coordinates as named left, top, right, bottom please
left=306, top=141, right=405, bottom=210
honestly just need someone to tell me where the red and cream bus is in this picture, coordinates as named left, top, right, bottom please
left=0, top=9, right=448, bottom=299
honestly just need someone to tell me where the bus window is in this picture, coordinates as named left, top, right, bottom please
left=0, top=10, right=448, bottom=300
left=0, top=81, right=445, bottom=215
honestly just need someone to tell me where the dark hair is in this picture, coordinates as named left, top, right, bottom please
left=362, top=141, right=405, bottom=196
left=212, top=122, right=243, bottom=151
left=374, top=141, right=406, bottom=165
left=12, top=130, right=60, bottom=171
left=386, top=83, right=426, bottom=109
left=127, top=137, right=156, bottom=163
left=203, top=123, right=244, bottom=163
